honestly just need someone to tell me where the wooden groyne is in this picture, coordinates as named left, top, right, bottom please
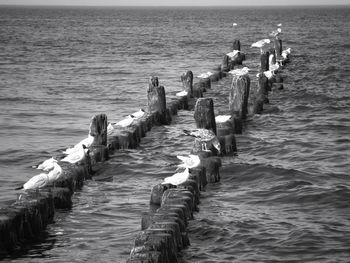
left=0, top=34, right=291, bottom=260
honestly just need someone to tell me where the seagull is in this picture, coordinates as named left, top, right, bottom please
left=197, top=72, right=213, bottom=79
left=269, top=63, right=280, bottom=72
left=251, top=38, right=271, bottom=53
left=107, top=122, right=114, bottom=135
left=277, top=23, right=282, bottom=27
left=232, top=22, right=238, bottom=26
left=176, top=90, right=188, bottom=97
left=269, top=28, right=282, bottom=38
left=36, top=157, right=57, bottom=171
left=115, top=115, right=134, bottom=127
left=263, top=70, right=275, bottom=79
left=281, top=48, right=291, bottom=59
left=183, top=128, right=221, bottom=153
left=215, top=115, right=232, bottom=124
left=228, top=67, right=250, bottom=76
left=131, top=109, right=146, bottom=119
left=47, top=161, right=63, bottom=183
left=63, top=134, right=94, bottom=155
left=177, top=154, right=201, bottom=169
left=226, top=50, right=240, bottom=59
left=23, top=173, right=49, bottom=190
left=162, top=168, right=190, bottom=186
left=61, top=144, right=89, bottom=164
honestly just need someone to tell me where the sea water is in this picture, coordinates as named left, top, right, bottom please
left=0, top=5, right=349, bottom=262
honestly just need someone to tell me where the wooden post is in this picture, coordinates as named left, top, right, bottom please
left=260, top=51, right=269, bottom=72
left=147, top=76, right=171, bottom=125
left=193, top=98, right=216, bottom=134
left=229, top=75, right=250, bottom=134
left=181, top=70, right=193, bottom=98
left=232, top=39, right=240, bottom=51
left=258, top=73, right=269, bottom=104
left=89, top=113, right=107, bottom=146
left=274, top=39, right=283, bottom=57
left=221, top=55, right=230, bottom=72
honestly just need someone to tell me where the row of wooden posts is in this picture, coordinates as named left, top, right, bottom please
left=127, top=39, right=289, bottom=262
left=0, top=38, right=289, bottom=259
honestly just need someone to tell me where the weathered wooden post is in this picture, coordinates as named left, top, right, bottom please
left=231, top=39, right=245, bottom=66
left=274, top=39, right=283, bottom=57
left=89, top=114, right=108, bottom=163
left=258, top=73, right=269, bottom=104
left=193, top=98, right=216, bottom=134
left=221, top=54, right=231, bottom=72
left=232, top=39, right=240, bottom=51
left=181, top=70, right=193, bottom=98
left=89, top=114, right=107, bottom=146
left=147, top=76, right=171, bottom=125
left=260, top=51, right=270, bottom=72
left=229, top=74, right=250, bottom=134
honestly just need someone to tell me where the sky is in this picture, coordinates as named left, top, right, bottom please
left=0, top=0, right=349, bottom=5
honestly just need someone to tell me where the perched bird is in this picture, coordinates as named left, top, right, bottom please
left=36, top=157, right=57, bottom=171
left=183, top=128, right=221, bottom=154
left=226, top=50, right=240, bottom=59
left=63, top=134, right=94, bottom=155
left=176, top=90, right=188, bottom=97
left=47, top=161, right=63, bottom=183
left=23, top=173, right=50, bottom=190
left=269, top=63, right=280, bottom=72
left=251, top=38, right=271, bottom=53
left=107, top=122, right=115, bottom=135
left=197, top=72, right=213, bottom=79
left=115, top=115, right=134, bottom=127
left=215, top=115, right=232, bottom=124
left=281, top=48, right=291, bottom=59
left=228, top=67, right=250, bottom=76
left=263, top=70, right=275, bottom=79
left=269, top=28, right=282, bottom=38
left=177, top=154, right=201, bottom=169
left=131, top=109, right=146, bottom=119
left=162, top=168, right=190, bottom=186
left=61, top=144, right=89, bottom=164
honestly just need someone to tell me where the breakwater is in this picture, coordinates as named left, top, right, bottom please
left=0, top=35, right=291, bottom=261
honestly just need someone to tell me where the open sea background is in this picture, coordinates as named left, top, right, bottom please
left=0, top=5, right=349, bottom=262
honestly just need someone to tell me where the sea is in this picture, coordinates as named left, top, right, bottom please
left=0, top=5, right=349, bottom=263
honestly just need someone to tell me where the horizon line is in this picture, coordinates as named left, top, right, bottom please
left=1, top=4, right=349, bottom=7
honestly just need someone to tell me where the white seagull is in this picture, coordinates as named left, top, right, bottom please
left=263, top=70, right=275, bottom=79
left=197, top=71, right=213, bottom=79
left=269, top=28, right=282, bottom=38
left=115, top=115, right=134, bottom=127
left=183, top=128, right=221, bottom=154
left=107, top=122, right=115, bottom=135
left=277, top=23, right=282, bottom=27
left=176, top=90, right=188, bottom=97
left=63, top=134, right=94, bottom=155
left=232, top=22, right=238, bottom=26
left=215, top=115, right=232, bottom=124
left=162, top=168, right=190, bottom=186
left=23, top=173, right=49, bottom=190
left=282, top=48, right=291, bottom=59
left=228, top=67, right=250, bottom=76
left=37, top=157, right=57, bottom=171
left=47, top=161, right=63, bottom=183
left=61, top=144, right=89, bottom=164
left=131, top=109, right=146, bottom=119
left=226, top=50, right=240, bottom=59
left=251, top=38, right=271, bottom=53
left=177, top=154, right=201, bottom=169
